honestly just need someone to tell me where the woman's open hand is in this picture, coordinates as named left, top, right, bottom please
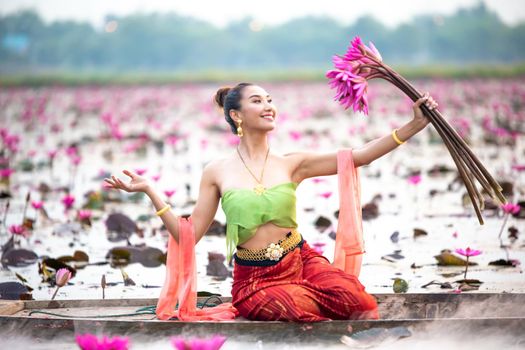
left=104, top=170, right=151, bottom=193
left=412, top=91, right=437, bottom=129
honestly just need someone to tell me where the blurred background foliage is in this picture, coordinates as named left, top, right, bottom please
left=0, top=2, right=524, bottom=83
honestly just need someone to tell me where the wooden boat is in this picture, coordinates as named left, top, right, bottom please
left=1, top=293, right=524, bottom=343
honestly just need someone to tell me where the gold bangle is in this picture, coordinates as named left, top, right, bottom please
left=156, top=204, right=171, bottom=216
left=392, top=129, right=405, bottom=145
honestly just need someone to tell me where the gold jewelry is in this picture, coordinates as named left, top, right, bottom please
left=236, top=120, right=243, bottom=138
left=392, top=129, right=406, bottom=145
left=236, top=229, right=302, bottom=261
left=156, top=204, right=171, bottom=216
left=236, top=146, right=270, bottom=195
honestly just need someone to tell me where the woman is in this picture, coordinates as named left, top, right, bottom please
left=104, top=82, right=437, bottom=322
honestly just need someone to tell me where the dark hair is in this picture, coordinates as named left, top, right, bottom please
left=213, top=82, right=253, bottom=134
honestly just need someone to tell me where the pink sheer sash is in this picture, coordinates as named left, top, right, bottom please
left=156, top=216, right=238, bottom=321
left=333, top=149, right=364, bottom=277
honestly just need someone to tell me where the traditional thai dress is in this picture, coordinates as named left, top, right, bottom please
left=156, top=149, right=378, bottom=322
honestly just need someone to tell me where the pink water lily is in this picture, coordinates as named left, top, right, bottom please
left=52, top=268, right=72, bottom=300
left=455, top=247, right=482, bottom=280
left=501, top=203, right=520, bottom=214
left=455, top=247, right=482, bottom=257
left=289, top=131, right=302, bottom=141
left=164, top=190, right=176, bottom=199
left=55, top=268, right=72, bottom=287
left=9, top=224, right=29, bottom=238
left=171, top=335, right=226, bottom=350
left=77, top=209, right=92, bottom=220
left=134, top=168, right=147, bottom=176
left=319, top=191, right=333, bottom=199
left=0, top=168, right=15, bottom=178
left=498, top=203, right=520, bottom=247
left=75, top=334, right=129, bottom=350
left=408, top=175, right=422, bottom=185
left=62, top=194, right=76, bottom=210
left=31, top=200, right=44, bottom=210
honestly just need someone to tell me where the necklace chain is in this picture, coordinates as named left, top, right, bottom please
left=236, top=147, right=270, bottom=194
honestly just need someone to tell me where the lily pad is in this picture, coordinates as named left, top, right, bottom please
left=106, top=246, right=165, bottom=268
left=413, top=228, right=428, bottom=238
left=314, top=216, right=332, bottom=231
left=206, top=220, right=226, bottom=236
left=489, top=259, right=520, bottom=267
left=434, top=251, right=477, bottom=266
left=393, top=278, right=408, bottom=293
left=0, top=282, right=30, bottom=300
left=1, top=249, right=38, bottom=267
left=57, top=250, right=89, bottom=269
left=207, top=252, right=229, bottom=280
left=362, top=202, right=379, bottom=220
left=105, top=213, right=138, bottom=241
left=41, top=258, right=76, bottom=277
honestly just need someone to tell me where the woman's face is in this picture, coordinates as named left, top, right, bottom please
left=232, top=85, right=277, bottom=133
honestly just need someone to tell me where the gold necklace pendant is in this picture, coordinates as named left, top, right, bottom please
left=253, top=183, right=266, bottom=195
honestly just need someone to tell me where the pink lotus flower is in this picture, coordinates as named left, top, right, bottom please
left=455, top=247, right=482, bottom=257
left=55, top=268, right=72, bottom=287
left=0, top=168, right=14, bottom=178
left=511, top=164, right=525, bottom=172
left=501, top=203, right=520, bottom=214
left=319, top=191, right=333, bottom=199
left=31, top=200, right=44, bottom=210
left=71, top=155, right=82, bottom=166
left=408, top=175, right=422, bottom=185
left=48, top=149, right=58, bottom=159
left=110, top=126, right=123, bottom=141
left=52, top=268, right=72, bottom=300
left=62, top=194, right=75, bottom=210
left=65, top=146, right=78, bottom=157
left=167, top=134, right=180, bottom=146
left=289, top=131, right=302, bottom=141
left=312, top=242, right=326, bottom=255
left=164, top=190, right=176, bottom=199
left=151, top=174, right=161, bottom=182
left=312, top=178, right=327, bottom=184
left=9, top=224, right=29, bottom=237
left=455, top=246, right=481, bottom=280
left=326, top=36, right=384, bottom=114
left=75, top=334, right=129, bottom=350
left=77, top=210, right=92, bottom=220
left=171, top=335, right=226, bottom=350
left=134, top=168, right=147, bottom=176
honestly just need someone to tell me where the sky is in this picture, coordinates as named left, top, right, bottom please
left=0, top=0, right=524, bottom=29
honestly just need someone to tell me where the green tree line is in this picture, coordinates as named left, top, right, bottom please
left=0, top=2, right=523, bottom=73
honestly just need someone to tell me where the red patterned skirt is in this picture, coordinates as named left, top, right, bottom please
left=231, top=238, right=378, bottom=322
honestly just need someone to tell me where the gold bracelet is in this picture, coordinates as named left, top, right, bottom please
left=392, top=129, right=406, bottom=145
left=156, top=204, right=171, bottom=216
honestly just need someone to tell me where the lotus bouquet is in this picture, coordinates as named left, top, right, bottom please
left=326, top=36, right=507, bottom=224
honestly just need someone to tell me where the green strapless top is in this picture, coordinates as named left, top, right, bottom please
left=220, top=182, right=298, bottom=261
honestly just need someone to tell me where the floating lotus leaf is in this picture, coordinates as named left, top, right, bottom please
left=434, top=251, right=477, bottom=266
left=106, top=246, right=164, bottom=268
left=105, top=213, right=137, bottom=241
left=0, top=282, right=30, bottom=300
left=1, top=248, right=38, bottom=267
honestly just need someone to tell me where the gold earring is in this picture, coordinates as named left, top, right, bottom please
left=236, top=120, right=243, bottom=137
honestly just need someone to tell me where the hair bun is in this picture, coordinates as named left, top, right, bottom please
left=214, top=87, right=231, bottom=109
